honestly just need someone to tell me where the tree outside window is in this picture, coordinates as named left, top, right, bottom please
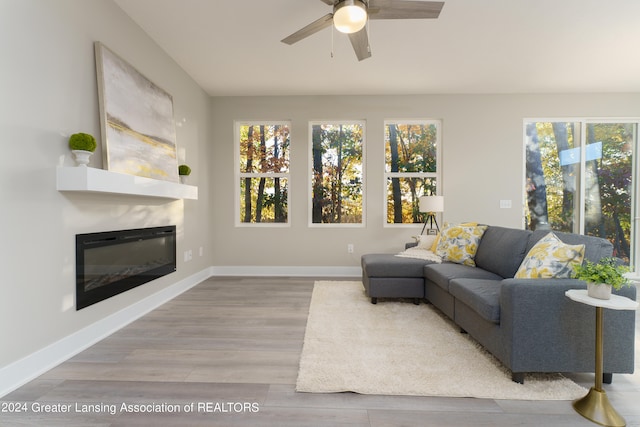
left=524, top=120, right=635, bottom=265
left=385, top=121, right=440, bottom=225
left=237, top=122, right=290, bottom=225
left=310, top=122, right=364, bottom=225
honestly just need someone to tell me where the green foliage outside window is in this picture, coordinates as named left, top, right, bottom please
left=238, top=123, right=290, bottom=223
left=385, top=123, right=439, bottom=224
left=311, top=123, right=363, bottom=224
left=525, top=121, right=634, bottom=263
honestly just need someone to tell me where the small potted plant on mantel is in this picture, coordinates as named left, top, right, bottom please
left=68, top=132, right=97, bottom=167
left=178, top=164, right=191, bottom=184
left=573, top=257, right=630, bottom=300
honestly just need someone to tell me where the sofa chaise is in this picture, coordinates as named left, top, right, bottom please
left=361, top=225, right=637, bottom=383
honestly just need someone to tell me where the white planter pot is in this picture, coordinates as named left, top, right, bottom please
left=179, top=175, right=188, bottom=184
left=587, top=282, right=612, bottom=300
left=72, top=150, right=93, bottom=167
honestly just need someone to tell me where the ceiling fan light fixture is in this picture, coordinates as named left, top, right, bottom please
left=333, top=0, right=367, bottom=34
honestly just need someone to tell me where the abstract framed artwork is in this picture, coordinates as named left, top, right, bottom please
left=94, top=42, right=179, bottom=183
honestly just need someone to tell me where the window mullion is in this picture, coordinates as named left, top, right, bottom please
left=633, top=123, right=640, bottom=272
left=239, top=173, right=289, bottom=178
left=578, top=122, right=586, bottom=235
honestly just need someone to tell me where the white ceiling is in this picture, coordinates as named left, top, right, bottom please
left=115, top=0, right=640, bottom=97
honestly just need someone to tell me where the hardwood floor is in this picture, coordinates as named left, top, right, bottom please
left=2, top=277, right=639, bottom=426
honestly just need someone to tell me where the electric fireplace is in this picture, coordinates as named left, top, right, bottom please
left=76, top=226, right=176, bottom=310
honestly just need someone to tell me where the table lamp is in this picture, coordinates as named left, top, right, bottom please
left=419, top=195, right=444, bottom=234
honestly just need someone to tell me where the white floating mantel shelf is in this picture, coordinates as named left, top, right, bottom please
left=57, top=167, right=198, bottom=200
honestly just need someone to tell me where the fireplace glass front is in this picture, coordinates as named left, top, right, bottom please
left=76, top=226, right=176, bottom=310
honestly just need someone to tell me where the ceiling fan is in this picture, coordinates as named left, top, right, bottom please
left=281, top=0, right=444, bottom=61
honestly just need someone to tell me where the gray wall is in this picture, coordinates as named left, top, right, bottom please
left=1, top=0, right=212, bottom=374
left=210, top=94, right=640, bottom=268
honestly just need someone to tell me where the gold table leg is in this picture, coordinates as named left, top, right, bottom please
left=573, top=307, right=626, bottom=427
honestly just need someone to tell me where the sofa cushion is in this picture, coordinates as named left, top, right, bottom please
left=424, top=263, right=503, bottom=292
left=361, top=253, right=431, bottom=278
left=515, top=232, right=585, bottom=279
left=435, top=223, right=488, bottom=266
left=449, top=279, right=502, bottom=324
left=475, top=226, right=532, bottom=278
left=528, top=229, right=612, bottom=264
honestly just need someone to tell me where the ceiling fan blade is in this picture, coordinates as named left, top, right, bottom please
left=318, top=0, right=335, bottom=4
left=368, top=0, right=444, bottom=19
left=348, top=27, right=371, bottom=61
left=281, top=13, right=334, bottom=45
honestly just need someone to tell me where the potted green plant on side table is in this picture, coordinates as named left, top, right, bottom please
left=68, top=132, right=97, bottom=166
left=573, top=257, right=630, bottom=300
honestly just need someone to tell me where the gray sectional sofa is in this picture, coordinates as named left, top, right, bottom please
left=361, top=225, right=637, bottom=383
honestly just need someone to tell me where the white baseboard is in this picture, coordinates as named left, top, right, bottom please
left=0, top=268, right=210, bottom=398
left=209, top=265, right=362, bottom=277
left=0, top=265, right=361, bottom=398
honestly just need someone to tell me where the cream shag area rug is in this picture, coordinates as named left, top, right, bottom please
left=296, top=281, right=587, bottom=400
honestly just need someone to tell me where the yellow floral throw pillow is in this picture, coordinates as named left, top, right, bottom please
left=515, top=232, right=585, bottom=279
left=435, top=223, right=488, bottom=266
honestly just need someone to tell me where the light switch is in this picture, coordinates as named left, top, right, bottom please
left=500, top=200, right=512, bottom=209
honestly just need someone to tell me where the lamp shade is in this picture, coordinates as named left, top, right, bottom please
left=333, top=0, right=367, bottom=34
left=419, top=195, right=444, bottom=213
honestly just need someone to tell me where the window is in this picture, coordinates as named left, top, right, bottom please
left=524, top=120, right=638, bottom=268
left=236, top=122, right=290, bottom=225
left=384, top=121, right=441, bottom=225
left=310, top=122, right=364, bottom=226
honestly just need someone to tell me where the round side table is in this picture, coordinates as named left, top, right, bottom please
left=565, top=289, right=638, bottom=427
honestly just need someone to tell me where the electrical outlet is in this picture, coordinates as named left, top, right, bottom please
left=184, top=250, right=193, bottom=262
left=347, top=244, right=354, bottom=254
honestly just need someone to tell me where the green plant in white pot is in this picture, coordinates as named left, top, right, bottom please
left=178, top=164, right=191, bottom=184
left=68, top=132, right=97, bottom=167
left=573, top=257, right=630, bottom=300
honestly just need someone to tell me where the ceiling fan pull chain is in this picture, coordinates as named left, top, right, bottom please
left=366, top=12, right=370, bottom=53
left=331, top=24, right=334, bottom=58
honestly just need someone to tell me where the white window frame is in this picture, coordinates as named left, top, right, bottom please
left=383, top=119, right=442, bottom=228
left=235, top=120, right=291, bottom=228
left=308, top=120, right=366, bottom=228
